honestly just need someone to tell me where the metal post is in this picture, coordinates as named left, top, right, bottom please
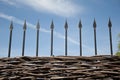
left=108, top=18, right=113, bottom=56
left=50, top=20, right=54, bottom=56
left=22, top=20, right=27, bottom=56
left=36, top=21, right=40, bottom=57
left=93, top=19, right=97, bottom=55
left=8, top=21, right=13, bottom=57
left=64, top=20, right=68, bottom=56
left=78, top=20, right=82, bottom=56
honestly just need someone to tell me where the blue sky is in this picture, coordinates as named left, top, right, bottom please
left=0, top=0, right=120, bottom=57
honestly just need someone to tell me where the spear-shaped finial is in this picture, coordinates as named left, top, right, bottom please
left=23, top=20, right=27, bottom=30
left=10, top=21, right=13, bottom=30
left=93, top=18, right=97, bottom=28
left=78, top=20, right=82, bottom=28
left=50, top=20, right=54, bottom=29
left=108, top=18, right=112, bottom=28
left=64, top=20, right=68, bottom=29
left=36, top=21, right=40, bottom=30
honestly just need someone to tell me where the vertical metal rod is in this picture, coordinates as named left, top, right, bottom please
left=79, top=28, right=82, bottom=56
left=36, top=29, right=39, bottom=57
left=50, top=21, right=54, bottom=56
left=93, top=19, right=97, bottom=56
left=108, top=18, right=113, bottom=56
left=109, top=27, right=113, bottom=56
left=8, top=30, right=13, bottom=57
left=36, top=21, right=40, bottom=57
left=79, top=20, right=82, bottom=56
left=22, top=30, right=26, bottom=56
left=65, top=29, right=67, bottom=56
left=22, top=20, right=27, bottom=56
left=64, top=21, right=68, bottom=56
left=94, top=28, right=97, bottom=55
left=8, top=22, right=13, bottom=57
left=51, top=29, right=53, bottom=56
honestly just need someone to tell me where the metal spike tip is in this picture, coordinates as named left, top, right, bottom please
left=65, top=20, right=68, bottom=29
left=79, top=20, right=82, bottom=28
left=50, top=20, right=54, bottom=29
left=108, top=18, right=112, bottom=27
left=37, top=21, right=40, bottom=29
left=23, top=20, right=27, bottom=30
left=10, top=21, right=13, bottom=30
left=93, top=19, right=97, bottom=28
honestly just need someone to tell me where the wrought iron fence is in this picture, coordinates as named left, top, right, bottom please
left=4, top=18, right=113, bottom=57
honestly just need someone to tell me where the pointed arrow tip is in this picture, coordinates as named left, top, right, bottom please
left=10, top=21, right=13, bottom=30
left=65, top=20, right=68, bottom=29
left=50, top=20, right=54, bottom=29
left=79, top=19, right=82, bottom=28
left=37, top=21, right=40, bottom=29
left=108, top=18, right=112, bottom=27
left=93, top=18, right=96, bottom=28
left=23, top=20, right=27, bottom=30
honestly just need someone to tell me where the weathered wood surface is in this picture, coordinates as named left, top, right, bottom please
left=0, top=55, right=120, bottom=80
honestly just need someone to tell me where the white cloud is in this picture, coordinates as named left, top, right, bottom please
left=0, top=0, right=16, bottom=6
left=1, top=0, right=83, bottom=17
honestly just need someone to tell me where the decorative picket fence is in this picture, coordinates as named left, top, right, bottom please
left=6, top=18, right=113, bottom=57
